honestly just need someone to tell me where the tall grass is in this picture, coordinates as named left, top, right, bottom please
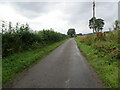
left=75, top=30, right=119, bottom=88
left=3, top=39, right=67, bottom=84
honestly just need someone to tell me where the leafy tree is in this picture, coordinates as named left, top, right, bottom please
left=2, top=21, right=7, bottom=33
left=77, top=33, right=82, bottom=36
left=8, top=22, right=13, bottom=33
left=89, top=17, right=96, bottom=33
left=89, top=17, right=104, bottom=33
left=15, top=22, right=19, bottom=31
left=67, top=28, right=76, bottom=37
left=2, top=21, right=5, bottom=33
left=95, top=19, right=105, bottom=32
left=114, top=20, right=120, bottom=30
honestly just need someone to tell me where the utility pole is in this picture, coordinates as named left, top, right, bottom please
left=118, top=1, right=120, bottom=30
left=93, top=0, right=95, bottom=33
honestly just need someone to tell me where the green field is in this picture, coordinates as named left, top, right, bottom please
left=3, top=39, right=67, bottom=84
left=75, top=30, right=119, bottom=88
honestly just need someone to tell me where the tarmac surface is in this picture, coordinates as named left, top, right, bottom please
left=11, top=38, right=104, bottom=88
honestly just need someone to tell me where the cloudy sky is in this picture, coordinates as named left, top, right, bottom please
left=0, top=0, right=119, bottom=34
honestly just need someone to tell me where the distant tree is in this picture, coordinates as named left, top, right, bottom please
left=2, top=21, right=6, bottom=33
left=79, top=33, right=82, bottom=36
left=114, top=20, right=120, bottom=30
left=8, top=22, right=12, bottom=33
left=95, top=19, right=105, bottom=32
left=8, top=22, right=16, bottom=33
left=67, top=28, right=76, bottom=37
left=16, top=22, right=19, bottom=32
left=89, top=17, right=96, bottom=33
left=25, top=23, right=30, bottom=31
left=89, top=17, right=104, bottom=33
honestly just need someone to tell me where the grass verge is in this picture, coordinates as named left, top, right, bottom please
left=3, top=39, right=67, bottom=84
left=75, top=37, right=118, bottom=88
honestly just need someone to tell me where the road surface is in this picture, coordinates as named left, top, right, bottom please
left=10, top=38, right=104, bottom=88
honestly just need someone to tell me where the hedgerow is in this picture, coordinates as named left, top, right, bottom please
left=2, top=22, right=67, bottom=57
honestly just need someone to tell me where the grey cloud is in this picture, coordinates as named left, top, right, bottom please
left=95, top=2, right=117, bottom=30
left=9, top=2, right=117, bottom=23
left=5, top=2, right=118, bottom=33
left=65, top=2, right=117, bottom=22
left=9, top=2, right=58, bottom=18
left=62, top=2, right=117, bottom=32
left=60, top=2, right=94, bottom=25
left=9, top=2, right=93, bottom=20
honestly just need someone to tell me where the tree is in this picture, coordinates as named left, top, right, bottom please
left=78, top=33, right=82, bottom=36
left=2, top=21, right=6, bottom=33
left=67, top=28, right=76, bottom=37
left=16, top=22, right=19, bottom=32
left=8, top=22, right=12, bottom=33
left=95, top=19, right=104, bottom=32
left=114, top=20, right=120, bottom=30
left=89, top=17, right=104, bottom=33
left=89, top=17, right=96, bottom=33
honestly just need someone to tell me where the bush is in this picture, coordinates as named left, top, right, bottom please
left=79, top=30, right=119, bottom=61
left=80, top=35, right=96, bottom=45
left=2, top=22, right=67, bottom=57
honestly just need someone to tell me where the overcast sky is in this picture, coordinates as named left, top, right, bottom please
left=0, top=0, right=119, bottom=34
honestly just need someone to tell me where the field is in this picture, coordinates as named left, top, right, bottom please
left=75, top=30, right=119, bottom=88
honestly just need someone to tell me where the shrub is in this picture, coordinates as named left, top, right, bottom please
left=2, top=22, right=67, bottom=57
left=79, top=30, right=119, bottom=62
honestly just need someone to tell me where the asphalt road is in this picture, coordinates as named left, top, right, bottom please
left=11, top=38, right=104, bottom=88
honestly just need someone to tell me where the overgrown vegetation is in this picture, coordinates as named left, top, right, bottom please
left=2, top=22, right=67, bottom=57
left=3, top=39, right=67, bottom=84
left=75, top=30, right=119, bottom=88
left=89, top=17, right=105, bottom=33
left=2, top=22, right=68, bottom=84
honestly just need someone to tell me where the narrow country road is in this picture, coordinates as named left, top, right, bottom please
left=11, top=38, right=104, bottom=88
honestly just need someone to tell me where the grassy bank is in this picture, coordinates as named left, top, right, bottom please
left=3, top=39, right=67, bottom=84
left=75, top=31, right=119, bottom=88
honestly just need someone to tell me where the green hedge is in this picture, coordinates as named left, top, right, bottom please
left=2, top=23, right=67, bottom=57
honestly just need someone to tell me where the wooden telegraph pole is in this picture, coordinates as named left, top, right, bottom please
left=93, top=0, right=95, bottom=33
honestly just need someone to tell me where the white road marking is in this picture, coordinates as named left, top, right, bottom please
left=65, top=80, right=70, bottom=88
